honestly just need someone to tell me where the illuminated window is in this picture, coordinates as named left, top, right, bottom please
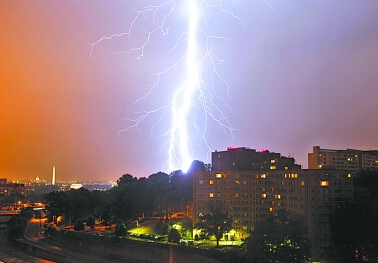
left=232, top=162, right=236, bottom=166
left=270, top=166, right=276, bottom=170
left=270, top=159, right=276, bottom=163
left=284, top=166, right=289, bottom=170
left=277, top=194, right=281, bottom=200
left=300, top=181, right=305, bottom=186
left=216, top=173, right=222, bottom=178
left=269, top=207, right=274, bottom=212
left=209, top=193, right=214, bottom=198
left=347, top=173, right=352, bottom=178
left=260, top=174, right=266, bottom=179
left=261, top=193, right=267, bottom=198
left=209, top=180, right=214, bottom=185
left=235, top=180, right=240, bottom=184
left=234, top=193, right=240, bottom=198
left=320, top=181, right=329, bottom=187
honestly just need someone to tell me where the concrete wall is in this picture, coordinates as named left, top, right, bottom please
left=49, top=230, right=224, bottom=263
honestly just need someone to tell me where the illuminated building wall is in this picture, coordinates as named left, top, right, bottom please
left=212, top=147, right=301, bottom=171
left=193, top=168, right=353, bottom=261
left=308, top=146, right=378, bottom=171
left=0, top=182, right=26, bottom=196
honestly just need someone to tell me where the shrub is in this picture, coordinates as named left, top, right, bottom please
left=74, top=219, right=85, bottom=231
left=115, top=220, right=127, bottom=237
left=86, top=216, right=95, bottom=228
left=168, top=228, right=181, bottom=243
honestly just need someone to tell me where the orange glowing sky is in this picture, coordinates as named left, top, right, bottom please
left=1, top=1, right=378, bottom=181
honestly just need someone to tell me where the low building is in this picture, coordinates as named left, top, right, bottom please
left=0, top=179, right=25, bottom=196
left=308, top=146, right=378, bottom=171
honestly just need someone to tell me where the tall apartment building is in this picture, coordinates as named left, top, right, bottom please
left=308, top=146, right=378, bottom=171
left=193, top=148, right=354, bottom=261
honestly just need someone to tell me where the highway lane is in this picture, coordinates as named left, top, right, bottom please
left=0, top=229, right=56, bottom=263
left=24, top=221, right=150, bottom=263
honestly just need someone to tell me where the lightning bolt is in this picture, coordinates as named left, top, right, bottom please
left=88, top=1, right=248, bottom=172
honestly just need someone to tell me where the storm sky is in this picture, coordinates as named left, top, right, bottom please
left=1, top=1, right=378, bottom=181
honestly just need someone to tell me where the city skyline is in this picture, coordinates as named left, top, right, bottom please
left=1, top=1, right=378, bottom=181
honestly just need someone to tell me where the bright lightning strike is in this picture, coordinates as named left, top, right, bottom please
left=88, top=1, right=246, bottom=173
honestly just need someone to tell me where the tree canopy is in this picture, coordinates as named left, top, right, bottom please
left=44, top=164, right=207, bottom=226
left=331, top=169, right=378, bottom=262
left=195, top=201, right=232, bottom=247
left=246, top=209, right=310, bottom=263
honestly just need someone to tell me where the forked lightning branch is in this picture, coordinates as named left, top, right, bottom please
left=88, top=1, right=243, bottom=172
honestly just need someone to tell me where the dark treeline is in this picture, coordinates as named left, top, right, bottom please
left=45, top=160, right=209, bottom=226
left=331, top=169, right=378, bottom=262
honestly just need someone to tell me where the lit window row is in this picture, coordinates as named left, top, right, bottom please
left=284, top=173, right=298, bottom=178
left=256, top=174, right=267, bottom=179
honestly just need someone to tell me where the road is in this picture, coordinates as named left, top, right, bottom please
left=23, top=220, right=150, bottom=263
left=0, top=227, right=56, bottom=263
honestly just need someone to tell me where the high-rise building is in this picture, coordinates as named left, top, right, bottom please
left=193, top=147, right=354, bottom=261
left=308, top=146, right=378, bottom=171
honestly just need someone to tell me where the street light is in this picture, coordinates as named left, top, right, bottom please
left=136, top=220, right=139, bottom=233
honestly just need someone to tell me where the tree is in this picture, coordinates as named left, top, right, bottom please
left=330, top=169, right=378, bottom=262
left=117, top=174, right=136, bottom=188
left=86, top=216, right=95, bottom=228
left=45, top=191, right=68, bottom=223
left=7, top=213, right=29, bottom=238
left=97, top=193, right=114, bottom=227
left=74, top=219, right=85, bottom=231
left=246, top=210, right=310, bottom=263
left=67, top=188, right=92, bottom=223
left=195, top=201, right=232, bottom=247
left=168, top=228, right=181, bottom=243
left=115, top=219, right=127, bottom=237
left=186, top=160, right=211, bottom=175
left=354, top=169, right=378, bottom=197
left=331, top=188, right=378, bottom=262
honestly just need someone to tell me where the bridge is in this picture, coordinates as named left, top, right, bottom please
left=0, top=211, right=20, bottom=224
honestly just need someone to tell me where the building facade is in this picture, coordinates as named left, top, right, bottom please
left=193, top=148, right=354, bottom=261
left=0, top=179, right=26, bottom=196
left=212, top=147, right=301, bottom=171
left=308, top=146, right=378, bottom=171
